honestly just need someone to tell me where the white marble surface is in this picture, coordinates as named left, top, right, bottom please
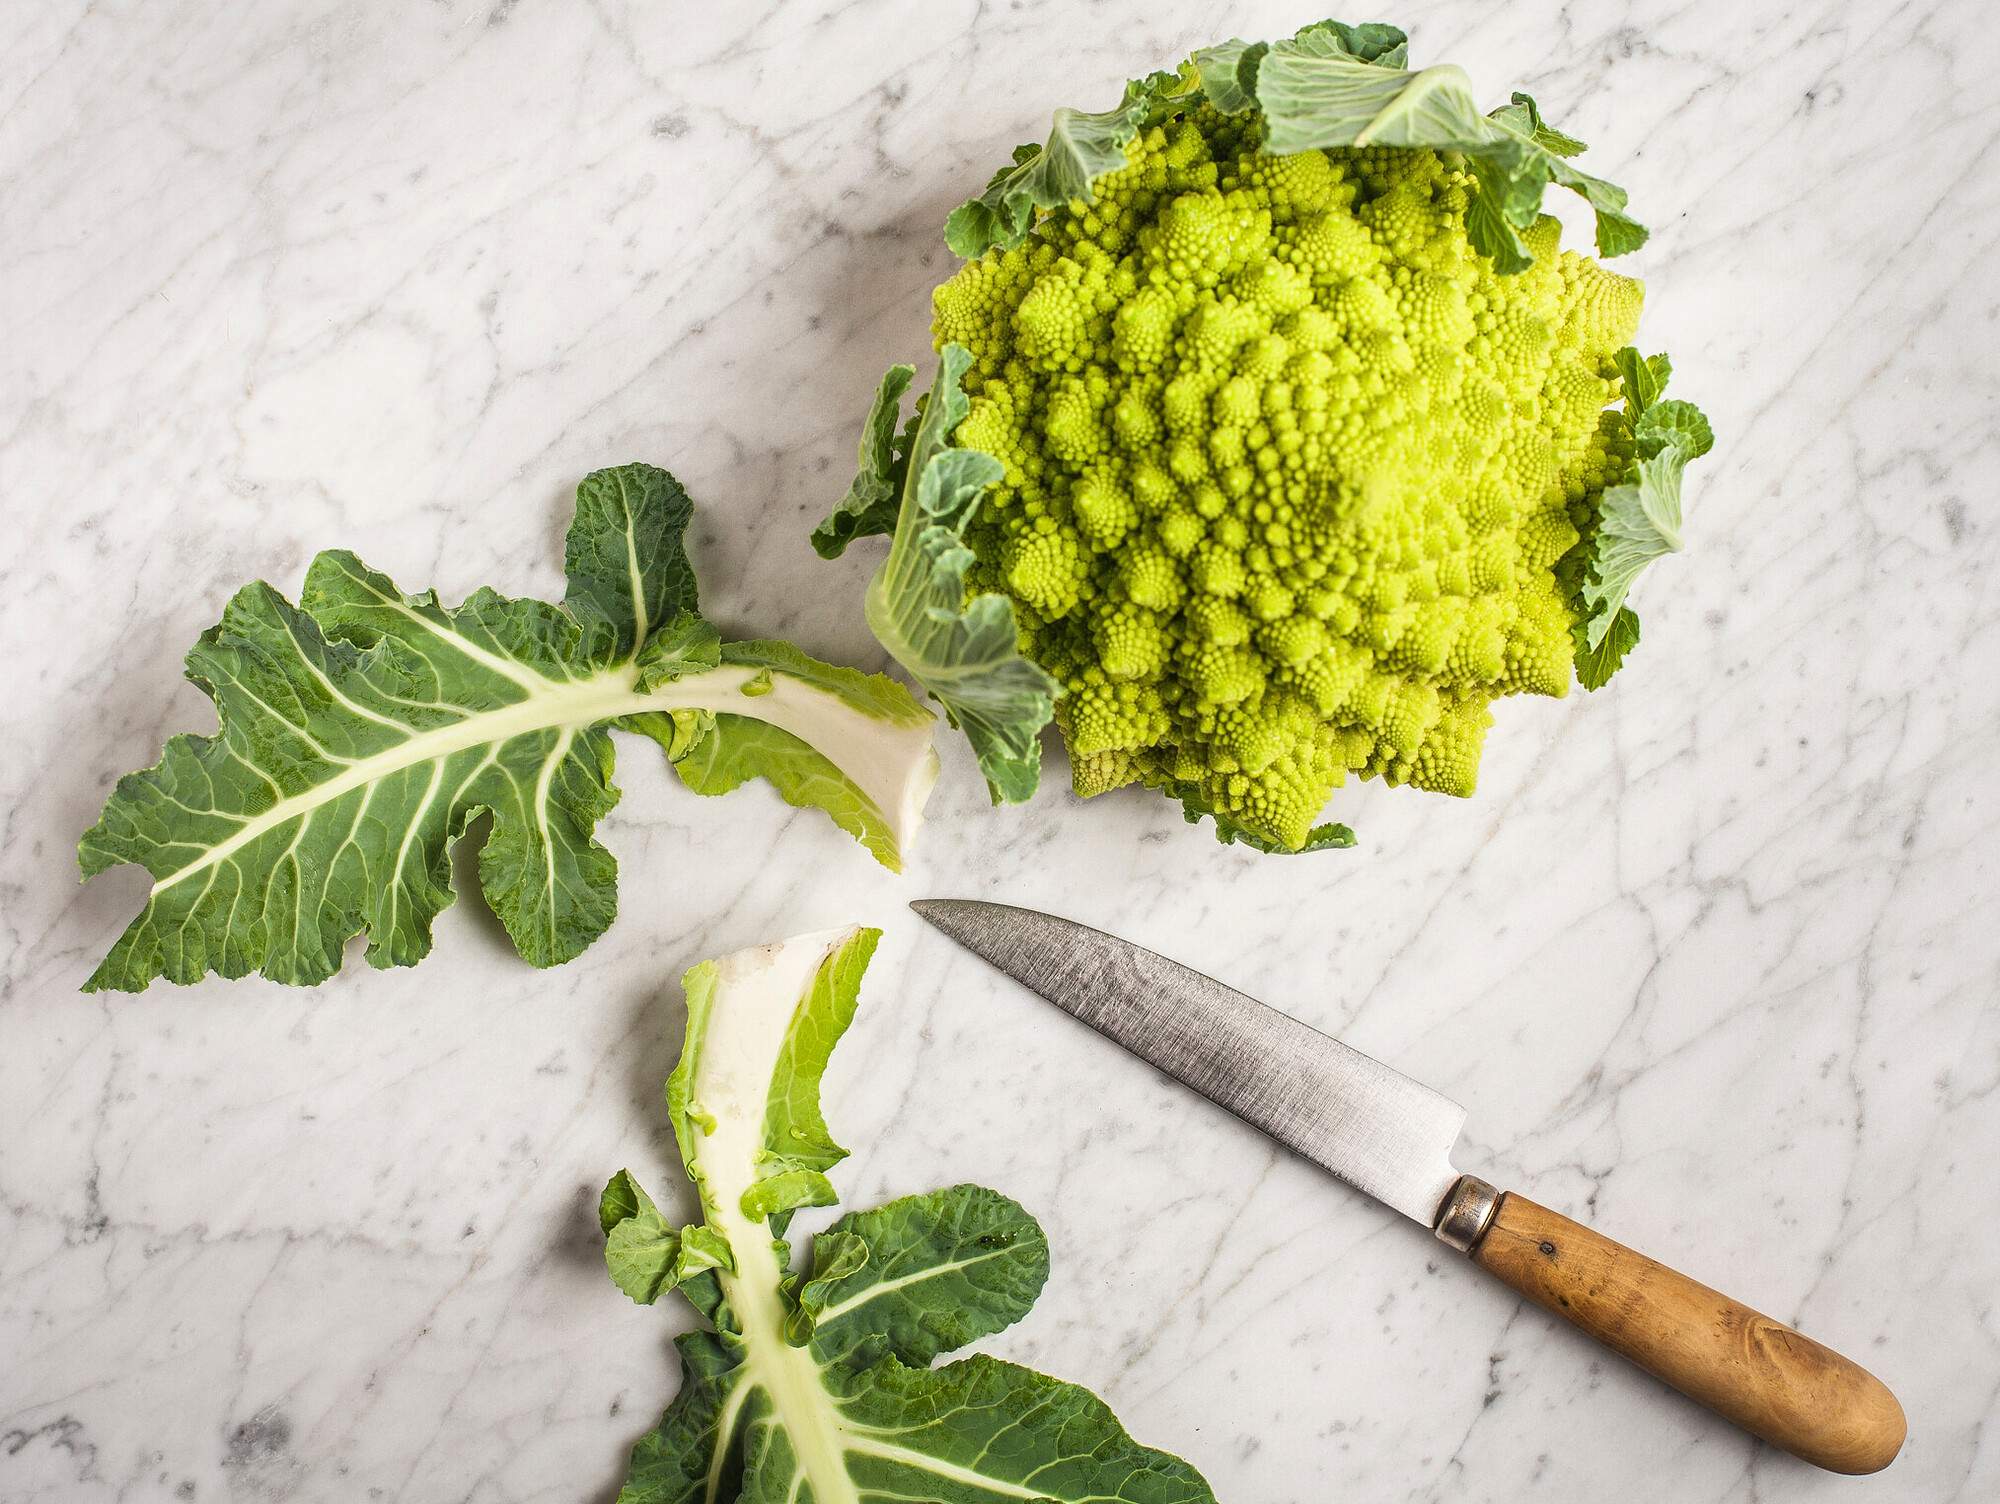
left=2, top=1, right=1995, bottom=1499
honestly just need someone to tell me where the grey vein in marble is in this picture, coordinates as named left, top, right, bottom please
left=2, top=1, right=1996, bottom=1501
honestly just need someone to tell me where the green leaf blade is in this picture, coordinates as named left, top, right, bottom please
left=1190, top=38, right=1263, bottom=113
left=810, top=364, right=916, bottom=560
left=614, top=1333, right=748, bottom=1504
left=1234, top=28, right=1646, bottom=270
left=656, top=639, right=937, bottom=873
left=666, top=715, right=916, bottom=873
left=606, top=1203, right=685, bottom=1305
left=609, top=931, right=1215, bottom=1504
left=1494, top=91, right=1587, bottom=156
left=851, top=347, right=1061, bottom=805
left=564, top=463, right=700, bottom=659
left=801, top=1184, right=1048, bottom=1367
left=1565, top=350, right=1714, bottom=673
left=1580, top=445, right=1692, bottom=642
left=941, top=23, right=1647, bottom=276
left=943, top=69, right=1199, bottom=259
left=80, top=470, right=940, bottom=991
left=1574, top=606, right=1641, bottom=691
left=601, top=1169, right=659, bottom=1235
left=1614, top=345, right=1666, bottom=414
left=1301, top=20, right=1411, bottom=67
left=77, top=566, right=633, bottom=989
left=753, top=924, right=875, bottom=1214
left=1636, top=397, right=1715, bottom=459
left=829, top=1354, right=1214, bottom=1503
left=668, top=927, right=879, bottom=1230
left=471, top=721, right=624, bottom=969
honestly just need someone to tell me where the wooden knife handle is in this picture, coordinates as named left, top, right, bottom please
left=1437, top=1179, right=1905, bottom=1474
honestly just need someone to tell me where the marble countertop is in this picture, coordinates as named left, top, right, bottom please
left=4, top=1, right=1995, bottom=1500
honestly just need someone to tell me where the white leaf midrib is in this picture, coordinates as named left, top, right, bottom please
left=692, top=934, right=867, bottom=1504
left=689, top=940, right=1087, bottom=1504
left=325, top=556, right=554, bottom=697
left=146, top=659, right=909, bottom=898
left=809, top=1242, right=1020, bottom=1328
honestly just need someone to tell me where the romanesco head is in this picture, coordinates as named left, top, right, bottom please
left=928, top=111, right=1632, bottom=852
left=930, top=103, right=1653, bottom=849
left=808, top=24, right=1710, bottom=840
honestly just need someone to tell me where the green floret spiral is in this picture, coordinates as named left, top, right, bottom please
left=931, top=106, right=1648, bottom=851
left=815, top=21, right=1711, bottom=851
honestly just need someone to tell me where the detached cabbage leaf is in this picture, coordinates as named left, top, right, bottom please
left=600, top=927, right=1215, bottom=1504
left=78, top=466, right=939, bottom=991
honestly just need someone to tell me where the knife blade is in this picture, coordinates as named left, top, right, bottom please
left=907, top=897, right=1464, bottom=1227
left=910, top=897, right=1908, bottom=1477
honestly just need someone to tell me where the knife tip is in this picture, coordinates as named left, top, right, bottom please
left=908, top=898, right=991, bottom=936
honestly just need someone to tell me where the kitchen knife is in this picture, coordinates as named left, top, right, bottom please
left=911, top=898, right=1906, bottom=1476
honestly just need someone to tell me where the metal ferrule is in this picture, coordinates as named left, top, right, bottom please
left=1433, top=1174, right=1500, bottom=1253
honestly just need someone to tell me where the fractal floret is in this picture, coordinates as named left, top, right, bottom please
left=816, top=20, right=1713, bottom=852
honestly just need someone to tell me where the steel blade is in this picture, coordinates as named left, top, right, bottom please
left=912, top=898, right=1466, bottom=1227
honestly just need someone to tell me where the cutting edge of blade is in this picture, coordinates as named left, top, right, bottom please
left=911, top=897, right=1471, bottom=1228
left=1307, top=1099, right=1466, bottom=1227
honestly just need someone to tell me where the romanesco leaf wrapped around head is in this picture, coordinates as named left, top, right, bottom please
left=816, top=349, right=1062, bottom=805
left=821, top=19, right=1711, bottom=851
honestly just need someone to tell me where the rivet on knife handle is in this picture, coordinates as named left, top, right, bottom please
left=1436, top=1181, right=1907, bottom=1475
